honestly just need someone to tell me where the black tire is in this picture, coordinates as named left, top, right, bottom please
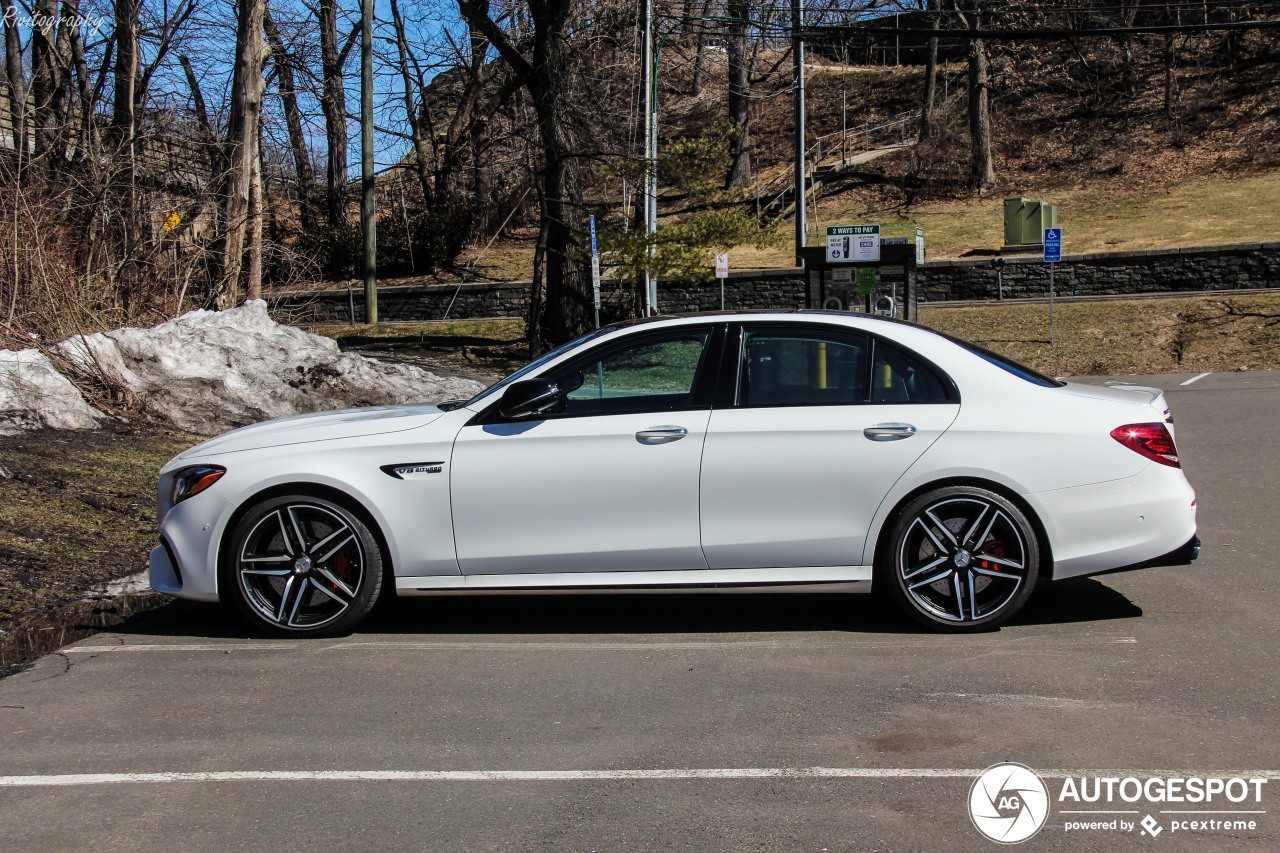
left=880, top=486, right=1040, bottom=632
left=223, top=494, right=384, bottom=638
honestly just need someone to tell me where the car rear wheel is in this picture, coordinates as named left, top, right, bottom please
left=883, top=486, right=1040, bottom=632
left=225, top=495, right=383, bottom=637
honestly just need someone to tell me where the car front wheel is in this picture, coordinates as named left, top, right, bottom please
left=225, top=495, right=384, bottom=637
left=882, top=486, right=1040, bottom=632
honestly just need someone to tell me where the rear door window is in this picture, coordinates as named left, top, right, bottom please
left=738, top=327, right=870, bottom=407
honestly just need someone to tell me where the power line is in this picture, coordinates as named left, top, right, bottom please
left=797, top=18, right=1280, bottom=40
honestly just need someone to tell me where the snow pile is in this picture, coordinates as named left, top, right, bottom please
left=3, top=300, right=484, bottom=436
left=0, top=348, right=105, bottom=436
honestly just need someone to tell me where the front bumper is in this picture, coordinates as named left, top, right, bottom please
left=149, top=488, right=232, bottom=603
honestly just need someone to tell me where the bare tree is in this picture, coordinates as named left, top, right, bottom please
left=460, top=0, right=590, bottom=352
left=950, top=1, right=995, bottom=192
left=724, top=0, right=751, bottom=188
left=28, top=0, right=63, bottom=166
left=2, top=0, right=26, bottom=162
left=264, top=8, right=318, bottom=231
left=917, top=0, right=941, bottom=143
left=318, top=0, right=359, bottom=229
left=388, top=0, right=437, bottom=206
left=218, top=0, right=268, bottom=305
left=687, top=0, right=713, bottom=97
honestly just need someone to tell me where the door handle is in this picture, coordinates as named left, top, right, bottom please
left=636, top=426, right=688, bottom=445
left=863, top=423, right=917, bottom=441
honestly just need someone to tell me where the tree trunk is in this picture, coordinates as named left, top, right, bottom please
left=1164, top=11, right=1179, bottom=116
left=459, top=0, right=588, bottom=351
left=468, top=107, right=492, bottom=230
left=917, top=0, right=940, bottom=143
left=319, top=0, right=351, bottom=229
left=2, top=1, right=25, bottom=160
left=440, top=12, right=491, bottom=203
left=263, top=10, right=317, bottom=231
left=112, top=0, right=137, bottom=141
left=28, top=0, right=61, bottom=165
left=218, top=0, right=266, bottom=307
left=1119, top=1, right=1141, bottom=98
left=528, top=0, right=589, bottom=348
left=246, top=122, right=264, bottom=301
left=724, top=0, right=751, bottom=189
left=180, top=54, right=225, bottom=179
left=967, top=36, right=995, bottom=191
left=689, top=0, right=712, bottom=97
left=49, top=0, right=77, bottom=158
left=388, top=0, right=435, bottom=207
left=66, top=0, right=97, bottom=159
left=113, top=0, right=139, bottom=311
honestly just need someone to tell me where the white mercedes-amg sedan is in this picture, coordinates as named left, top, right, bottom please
left=150, top=311, right=1199, bottom=636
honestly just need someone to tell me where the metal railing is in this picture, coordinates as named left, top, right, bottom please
left=757, top=109, right=919, bottom=220
left=810, top=109, right=918, bottom=166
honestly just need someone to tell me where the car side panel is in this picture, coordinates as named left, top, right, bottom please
left=700, top=403, right=957, bottom=568
left=450, top=411, right=712, bottom=574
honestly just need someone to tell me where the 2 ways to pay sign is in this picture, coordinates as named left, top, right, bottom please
left=827, top=225, right=880, bottom=263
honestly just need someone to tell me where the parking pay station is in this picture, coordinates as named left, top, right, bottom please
left=798, top=225, right=921, bottom=322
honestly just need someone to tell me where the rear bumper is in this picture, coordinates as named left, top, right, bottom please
left=1028, top=464, right=1198, bottom=581
left=1080, top=534, right=1201, bottom=579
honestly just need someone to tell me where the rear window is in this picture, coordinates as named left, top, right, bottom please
left=950, top=338, right=1063, bottom=388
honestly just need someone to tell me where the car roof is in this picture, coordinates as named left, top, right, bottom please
left=607, top=309, right=925, bottom=333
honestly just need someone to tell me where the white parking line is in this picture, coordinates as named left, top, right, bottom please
left=1181, top=372, right=1212, bottom=386
left=2, top=767, right=1277, bottom=788
left=62, top=636, right=1139, bottom=654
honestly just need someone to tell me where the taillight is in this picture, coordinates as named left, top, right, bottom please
left=1111, top=423, right=1180, bottom=468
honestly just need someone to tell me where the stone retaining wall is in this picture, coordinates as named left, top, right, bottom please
left=918, top=241, right=1280, bottom=302
left=269, top=241, right=1280, bottom=323
left=268, top=270, right=811, bottom=324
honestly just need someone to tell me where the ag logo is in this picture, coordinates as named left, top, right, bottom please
left=969, top=763, right=1050, bottom=844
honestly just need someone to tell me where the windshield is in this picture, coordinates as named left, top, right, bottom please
left=463, top=326, right=617, bottom=407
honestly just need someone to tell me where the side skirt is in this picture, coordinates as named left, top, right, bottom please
left=396, top=566, right=873, bottom=596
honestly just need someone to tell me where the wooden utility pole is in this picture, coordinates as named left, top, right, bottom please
left=792, top=0, right=807, bottom=265
left=641, top=0, right=656, bottom=315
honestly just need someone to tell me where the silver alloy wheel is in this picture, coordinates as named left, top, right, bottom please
left=896, top=496, right=1029, bottom=624
left=236, top=502, right=366, bottom=631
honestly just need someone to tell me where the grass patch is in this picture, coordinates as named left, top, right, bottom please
left=454, top=169, right=1280, bottom=279
left=0, top=427, right=197, bottom=629
left=311, top=318, right=528, bottom=379
left=787, top=170, right=1280, bottom=264
left=918, top=292, right=1280, bottom=376
left=309, top=318, right=525, bottom=345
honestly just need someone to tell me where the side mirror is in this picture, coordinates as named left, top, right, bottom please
left=497, top=378, right=565, bottom=419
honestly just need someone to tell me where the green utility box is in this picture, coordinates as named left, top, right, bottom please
left=1003, top=197, right=1058, bottom=247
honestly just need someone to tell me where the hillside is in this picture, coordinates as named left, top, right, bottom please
left=441, top=28, right=1280, bottom=282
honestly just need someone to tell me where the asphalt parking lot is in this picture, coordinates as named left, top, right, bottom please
left=2, top=371, right=1278, bottom=852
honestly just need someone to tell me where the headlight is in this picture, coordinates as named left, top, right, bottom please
left=171, top=465, right=226, bottom=505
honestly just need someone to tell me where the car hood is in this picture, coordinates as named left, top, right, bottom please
left=1059, top=381, right=1168, bottom=413
left=179, top=405, right=445, bottom=458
